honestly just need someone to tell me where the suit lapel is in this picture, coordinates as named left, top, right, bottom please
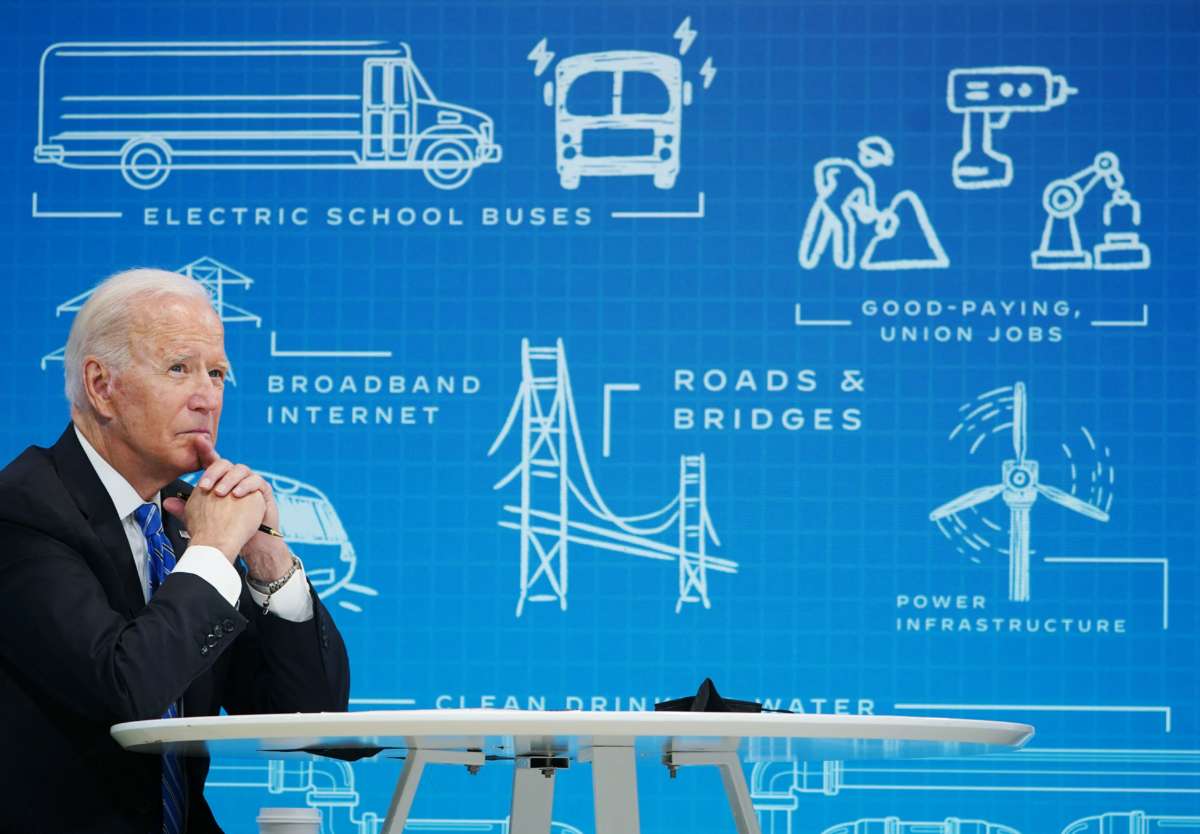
left=52, top=425, right=146, bottom=617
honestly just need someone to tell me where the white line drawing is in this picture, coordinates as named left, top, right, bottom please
left=488, top=339, right=736, bottom=616
left=800, top=137, right=886, bottom=269
left=270, top=330, right=393, bottom=359
left=211, top=746, right=1200, bottom=834
left=1091, top=305, right=1150, bottom=327
left=206, top=761, right=376, bottom=833
left=930, top=383, right=1113, bottom=602
left=182, top=468, right=378, bottom=612
left=43, top=260, right=394, bottom=376
left=1032, top=152, right=1150, bottom=270
left=893, top=703, right=1172, bottom=733
left=541, top=51, right=697, bottom=190
left=30, top=191, right=122, bottom=219
left=1043, top=557, right=1169, bottom=629
left=264, top=471, right=378, bottom=613
left=822, top=817, right=1018, bottom=834
left=746, top=747, right=1200, bottom=824
left=673, top=17, right=698, bottom=56
left=610, top=191, right=705, bottom=219
left=1064, top=811, right=1200, bottom=834
left=527, top=38, right=555, bottom=77
left=40, top=256, right=260, bottom=384
left=602, top=383, right=641, bottom=457
left=349, top=698, right=418, bottom=706
left=404, top=821, right=583, bottom=834
left=798, top=137, right=948, bottom=271
left=793, top=304, right=853, bottom=327
left=34, top=41, right=501, bottom=191
left=206, top=759, right=584, bottom=834
left=947, top=66, right=1076, bottom=189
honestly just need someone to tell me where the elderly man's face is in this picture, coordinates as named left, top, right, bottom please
left=106, top=296, right=228, bottom=483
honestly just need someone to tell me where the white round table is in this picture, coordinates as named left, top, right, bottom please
left=113, top=709, right=1033, bottom=834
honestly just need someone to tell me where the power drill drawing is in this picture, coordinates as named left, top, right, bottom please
left=1032, top=151, right=1150, bottom=270
left=947, top=66, right=1076, bottom=189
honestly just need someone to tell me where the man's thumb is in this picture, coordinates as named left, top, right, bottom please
left=163, top=496, right=187, bottom=521
left=193, top=433, right=220, bottom=468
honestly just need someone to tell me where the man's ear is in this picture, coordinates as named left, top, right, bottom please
left=82, top=357, right=118, bottom=419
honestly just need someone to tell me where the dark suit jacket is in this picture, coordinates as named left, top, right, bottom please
left=0, top=426, right=351, bottom=833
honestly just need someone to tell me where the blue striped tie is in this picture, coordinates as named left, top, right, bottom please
left=134, top=502, right=185, bottom=834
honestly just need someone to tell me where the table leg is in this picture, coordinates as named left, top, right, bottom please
left=382, top=749, right=485, bottom=834
left=716, top=754, right=759, bottom=834
left=509, top=760, right=557, bottom=834
left=585, top=746, right=641, bottom=834
left=665, top=751, right=761, bottom=834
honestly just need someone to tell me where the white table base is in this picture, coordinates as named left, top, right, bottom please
left=382, top=743, right=763, bottom=834
left=510, top=756, right=560, bottom=833
left=582, top=746, right=642, bottom=834
left=383, top=749, right=484, bottom=834
left=667, top=751, right=758, bottom=834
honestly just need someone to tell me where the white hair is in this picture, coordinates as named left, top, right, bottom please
left=64, top=268, right=213, bottom=410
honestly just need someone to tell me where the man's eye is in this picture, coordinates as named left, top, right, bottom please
left=168, top=364, right=185, bottom=374
left=209, top=369, right=226, bottom=381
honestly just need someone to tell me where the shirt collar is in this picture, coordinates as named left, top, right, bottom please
left=73, top=424, right=159, bottom=520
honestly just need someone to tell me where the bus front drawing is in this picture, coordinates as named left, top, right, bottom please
left=34, top=41, right=502, bottom=191
left=544, top=50, right=693, bottom=190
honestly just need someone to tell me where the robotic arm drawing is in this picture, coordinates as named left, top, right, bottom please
left=1031, top=151, right=1151, bottom=270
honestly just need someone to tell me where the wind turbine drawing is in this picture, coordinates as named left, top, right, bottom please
left=929, top=382, right=1110, bottom=602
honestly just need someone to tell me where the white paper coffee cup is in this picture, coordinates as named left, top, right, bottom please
left=257, top=806, right=322, bottom=834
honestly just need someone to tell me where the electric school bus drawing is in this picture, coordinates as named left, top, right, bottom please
left=544, top=50, right=693, bottom=190
left=34, top=41, right=502, bottom=190
left=262, top=471, right=380, bottom=613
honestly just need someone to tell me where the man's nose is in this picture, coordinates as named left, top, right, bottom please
left=188, top=377, right=223, bottom=411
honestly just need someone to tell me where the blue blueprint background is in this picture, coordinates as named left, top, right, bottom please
left=0, top=1, right=1196, bottom=832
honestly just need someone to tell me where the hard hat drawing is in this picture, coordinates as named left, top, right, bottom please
left=857, top=136, right=895, bottom=169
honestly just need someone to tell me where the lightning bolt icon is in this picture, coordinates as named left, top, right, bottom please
left=700, top=57, right=717, bottom=89
left=673, top=16, right=698, bottom=56
left=527, top=37, right=555, bottom=77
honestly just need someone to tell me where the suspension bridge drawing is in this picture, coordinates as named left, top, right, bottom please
left=39, top=255, right=261, bottom=382
left=488, top=339, right=737, bottom=616
left=930, top=382, right=1114, bottom=602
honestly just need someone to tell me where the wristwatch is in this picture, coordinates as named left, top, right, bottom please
left=249, top=554, right=301, bottom=614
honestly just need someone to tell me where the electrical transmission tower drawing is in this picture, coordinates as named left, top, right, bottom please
left=176, top=256, right=262, bottom=327
left=40, top=256, right=261, bottom=383
left=489, top=338, right=737, bottom=617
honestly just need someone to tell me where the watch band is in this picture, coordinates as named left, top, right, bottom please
left=251, top=554, right=301, bottom=614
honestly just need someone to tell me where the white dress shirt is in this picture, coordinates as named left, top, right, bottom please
left=74, top=426, right=313, bottom=622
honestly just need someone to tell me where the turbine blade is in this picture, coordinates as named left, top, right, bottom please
left=1036, top=483, right=1110, bottom=522
left=1012, top=381, right=1027, bottom=462
left=930, top=483, right=1004, bottom=521
left=1009, top=505, right=1031, bottom=602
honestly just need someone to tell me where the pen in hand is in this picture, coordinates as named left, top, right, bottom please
left=171, top=482, right=285, bottom=539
